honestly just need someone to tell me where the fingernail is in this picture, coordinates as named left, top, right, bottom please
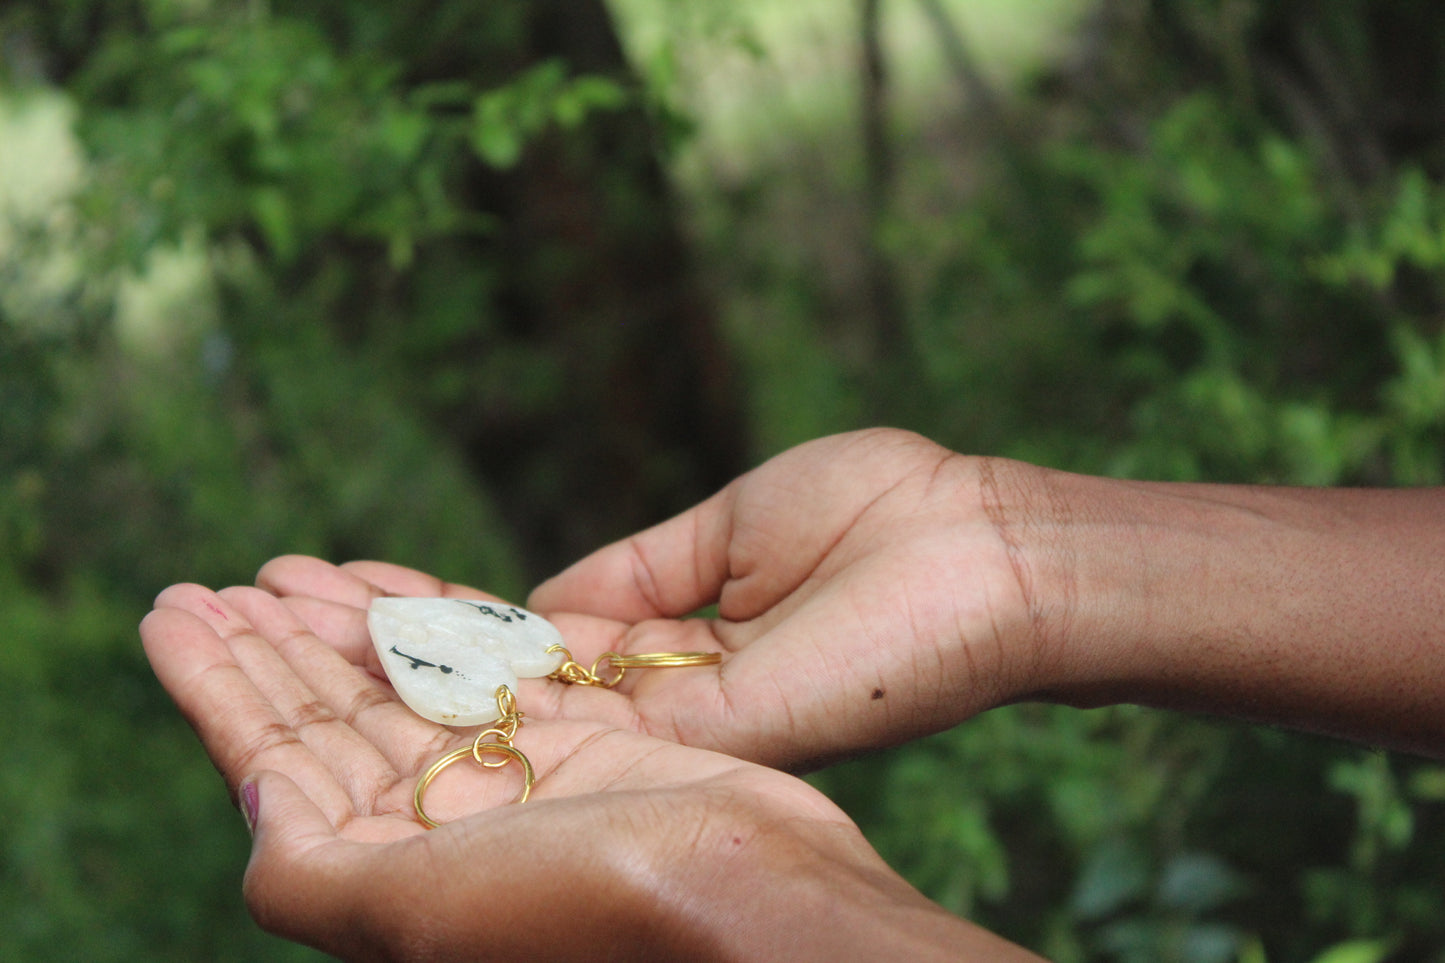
left=239, top=779, right=260, bottom=835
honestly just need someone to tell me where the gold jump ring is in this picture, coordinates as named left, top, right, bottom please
left=472, top=726, right=517, bottom=768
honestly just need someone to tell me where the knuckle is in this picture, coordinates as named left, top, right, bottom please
left=339, top=684, right=395, bottom=727
left=229, top=721, right=305, bottom=774
left=287, top=697, right=339, bottom=730
left=627, top=536, right=668, bottom=614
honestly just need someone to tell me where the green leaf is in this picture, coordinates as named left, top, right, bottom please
left=470, top=103, right=525, bottom=169
left=250, top=185, right=297, bottom=261
left=1156, top=852, right=1246, bottom=914
left=1237, top=937, right=1269, bottom=963
left=1407, top=767, right=1445, bottom=801
left=1070, top=837, right=1150, bottom=920
left=1307, top=940, right=1392, bottom=963
left=552, top=75, right=627, bottom=128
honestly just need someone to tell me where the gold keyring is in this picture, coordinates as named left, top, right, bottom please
left=604, top=651, right=722, bottom=670
left=470, top=742, right=535, bottom=804
left=413, top=742, right=536, bottom=829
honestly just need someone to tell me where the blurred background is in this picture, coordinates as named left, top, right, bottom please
left=3, top=1, right=1445, bottom=960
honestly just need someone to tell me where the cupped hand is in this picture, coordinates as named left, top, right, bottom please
left=258, top=428, right=1058, bottom=772
left=141, top=579, right=1039, bottom=961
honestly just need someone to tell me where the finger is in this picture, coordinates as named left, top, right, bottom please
left=163, top=585, right=416, bottom=786
left=240, top=764, right=575, bottom=962
left=216, top=586, right=458, bottom=778
left=256, top=555, right=374, bottom=605
left=260, top=557, right=518, bottom=678
left=141, top=597, right=361, bottom=825
left=239, top=770, right=404, bottom=956
left=275, top=594, right=382, bottom=672
left=528, top=486, right=736, bottom=622
left=156, top=585, right=421, bottom=816
left=255, top=556, right=378, bottom=666
left=240, top=766, right=526, bottom=960
left=341, top=560, right=505, bottom=603
left=258, top=555, right=502, bottom=606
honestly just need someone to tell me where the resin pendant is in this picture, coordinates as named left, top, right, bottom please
left=368, top=598, right=567, bottom=725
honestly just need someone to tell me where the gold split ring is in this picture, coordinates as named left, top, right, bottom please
left=413, top=741, right=535, bottom=829
left=604, top=651, right=722, bottom=670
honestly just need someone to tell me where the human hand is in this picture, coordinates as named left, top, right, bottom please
left=259, top=429, right=1059, bottom=772
left=141, top=580, right=1039, bottom=961
left=527, top=427, right=1065, bottom=768
left=537, top=426, right=1445, bottom=765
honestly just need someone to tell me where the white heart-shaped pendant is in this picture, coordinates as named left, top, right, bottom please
left=368, top=598, right=567, bottom=725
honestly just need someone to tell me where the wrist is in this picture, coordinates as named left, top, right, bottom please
left=961, top=456, right=1098, bottom=707
left=989, top=464, right=1297, bottom=708
left=1009, top=471, right=1445, bottom=756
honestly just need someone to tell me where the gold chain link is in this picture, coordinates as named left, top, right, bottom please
left=546, top=644, right=625, bottom=688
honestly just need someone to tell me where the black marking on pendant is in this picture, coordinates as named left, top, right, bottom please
left=456, top=600, right=529, bottom=623
left=390, top=645, right=459, bottom=676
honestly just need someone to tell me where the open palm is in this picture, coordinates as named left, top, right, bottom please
left=141, top=582, right=874, bottom=959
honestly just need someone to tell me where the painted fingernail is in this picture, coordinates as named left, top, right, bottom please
left=239, top=779, right=260, bottom=836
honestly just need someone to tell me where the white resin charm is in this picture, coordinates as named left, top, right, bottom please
left=368, top=598, right=567, bottom=725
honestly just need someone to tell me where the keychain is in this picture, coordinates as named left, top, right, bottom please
left=367, top=597, right=720, bottom=828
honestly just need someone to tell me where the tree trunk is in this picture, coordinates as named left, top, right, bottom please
left=400, top=0, right=751, bottom=579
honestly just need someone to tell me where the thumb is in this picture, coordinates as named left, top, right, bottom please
left=239, top=769, right=338, bottom=853
left=528, top=488, right=735, bottom=621
left=237, top=771, right=354, bottom=950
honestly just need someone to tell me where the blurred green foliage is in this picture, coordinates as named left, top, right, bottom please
left=3, top=0, right=1445, bottom=960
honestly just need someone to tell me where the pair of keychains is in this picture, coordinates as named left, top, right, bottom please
left=367, top=597, right=719, bottom=828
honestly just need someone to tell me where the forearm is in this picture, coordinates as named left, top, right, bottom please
left=1008, top=464, right=1445, bottom=756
